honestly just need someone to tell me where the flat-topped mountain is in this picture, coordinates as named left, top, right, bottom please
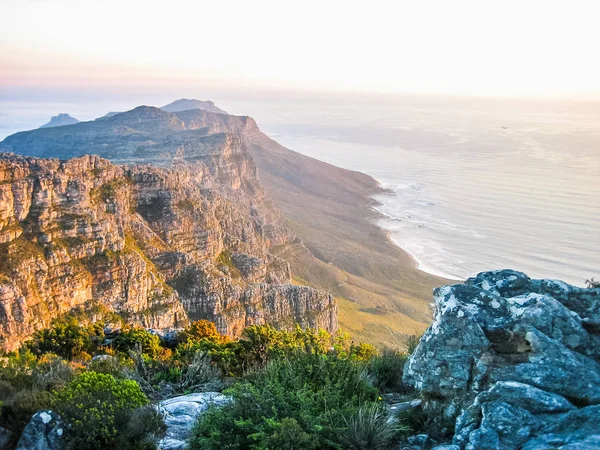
left=1, top=106, right=244, bottom=164
left=39, top=113, right=79, bottom=128
left=161, top=98, right=227, bottom=114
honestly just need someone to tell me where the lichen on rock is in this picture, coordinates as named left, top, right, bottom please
left=403, top=269, right=600, bottom=449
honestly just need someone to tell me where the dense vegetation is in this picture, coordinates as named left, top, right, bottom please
left=0, top=318, right=421, bottom=449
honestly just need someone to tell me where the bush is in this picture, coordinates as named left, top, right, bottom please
left=29, top=317, right=105, bottom=359
left=586, top=278, right=600, bottom=288
left=87, top=355, right=131, bottom=377
left=0, top=349, right=38, bottom=390
left=367, top=348, right=407, bottom=392
left=114, top=328, right=162, bottom=358
left=32, top=354, right=75, bottom=390
left=116, top=405, right=166, bottom=450
left=53, top=371, right=149, bottom=450
left=189, top=351, right=378, bottom=450
left=178, top=320, right=225, bottom=345
left=178, top=351, right=222, bottom=392
left=340, top=402, right=402, bottom=450
left=234, top=325, right=332, bottom=372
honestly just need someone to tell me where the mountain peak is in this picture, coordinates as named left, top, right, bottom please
left=39, top=113, right=79, bottom=129
left=161, top=99, right=227, bottom=115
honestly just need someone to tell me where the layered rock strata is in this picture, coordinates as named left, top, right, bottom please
left=0, top=153, right=336, bottom=351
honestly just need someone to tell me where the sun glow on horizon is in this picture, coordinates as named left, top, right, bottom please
left=1, top=0, right=600, bottom=99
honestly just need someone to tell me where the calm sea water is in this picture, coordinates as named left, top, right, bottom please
left=231, top=95, right=600, bottom=286
left=1, top=93, right=599, bottom=286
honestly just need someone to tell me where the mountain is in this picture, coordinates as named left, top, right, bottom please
left=0, top=132, right=336, bottom=350
left=39, top=113, right=79, bottom=128
left=102, top=111, right=121, bottom=118
left=0, top=101, right=446, bottom=348
left=161, top=98, right=227, bottom=114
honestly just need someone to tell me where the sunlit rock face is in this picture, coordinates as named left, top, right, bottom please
left=403, top=269, right=600, bottom=449
left=0, top=152, right=337, bottom=351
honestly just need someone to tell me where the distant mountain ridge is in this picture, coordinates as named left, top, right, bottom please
left=39, top=113, right=79, bottom=128
left=161, top=98, right=227, bottom=114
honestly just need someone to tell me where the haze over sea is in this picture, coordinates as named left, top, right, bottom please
left=1, top=93, right=599, bottom=286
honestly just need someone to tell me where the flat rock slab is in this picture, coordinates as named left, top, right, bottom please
left=157, top=392, right=229, bottom=450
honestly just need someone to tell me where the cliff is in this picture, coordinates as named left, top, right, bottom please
left=403, top=270, right=600, bottom=449
left=0, top=152, right=336, bottom=351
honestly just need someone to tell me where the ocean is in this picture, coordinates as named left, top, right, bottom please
left=1, top=93, right=599, bottom=286
left=230, top=94, right=600, bottom=286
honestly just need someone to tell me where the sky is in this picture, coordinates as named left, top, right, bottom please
left=1, top=0, right=600, bottom=99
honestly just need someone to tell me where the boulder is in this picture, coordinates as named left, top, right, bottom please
left=15, top=410, right=65, bottom=450
left=157, top=392, right=229, bottom=450
left=403, top=270, right=600, bottom=449
left=0, top=427, right=12, bottom=449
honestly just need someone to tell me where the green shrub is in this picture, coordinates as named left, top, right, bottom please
left=29, top=317, right=105, bottom=359
left=260, top=417, right=319, bottom=450
left=340, top=402, right=402, bottom=450
left=367, top=348, right=407, bottom=392
left=114, top=327, right=162, bottom=358
left=87, top=355, right=131, bottom=377
left=53, top=371, right=148, bottom=450
left=190, top=351, right=378, bottom=450
left=0, top=349, right=38, bottom=390
left=234, top=325, right=332, bottom=372
left=116, top=405, right=166, bottom=450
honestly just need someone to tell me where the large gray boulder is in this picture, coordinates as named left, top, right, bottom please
left=157, top=392, right=229, bottom=450
left=15, top=410, right=65, bottom=450
left=403, top=270, right=600, bottom=449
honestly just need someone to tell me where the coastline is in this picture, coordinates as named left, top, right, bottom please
left=370, top=191, right=465, bottom=282
left=246, top=130, right=448, bottom=347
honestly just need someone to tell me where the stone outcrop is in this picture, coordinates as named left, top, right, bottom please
left=15, top=411, right=65, bottom=450
left=157, top=392, right=229, bottom=450
left=0, top=152, right=337, bottom=351
left=403, top=270, right=600, bottom=449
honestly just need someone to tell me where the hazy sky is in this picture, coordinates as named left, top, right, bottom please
left=1, top=0, right=599, bottom=98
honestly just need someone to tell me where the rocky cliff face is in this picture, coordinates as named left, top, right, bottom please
left=0, top=152, right=336, bottom=351
left=403, top=270, right=600, bottom=449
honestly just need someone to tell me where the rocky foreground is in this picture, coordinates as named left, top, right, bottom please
left=404, top=269, right=600, bottom=449
left=8, top=270, right=599, bottom=449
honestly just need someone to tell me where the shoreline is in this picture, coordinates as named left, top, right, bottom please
left=369, top=182, right=463, bottom=283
